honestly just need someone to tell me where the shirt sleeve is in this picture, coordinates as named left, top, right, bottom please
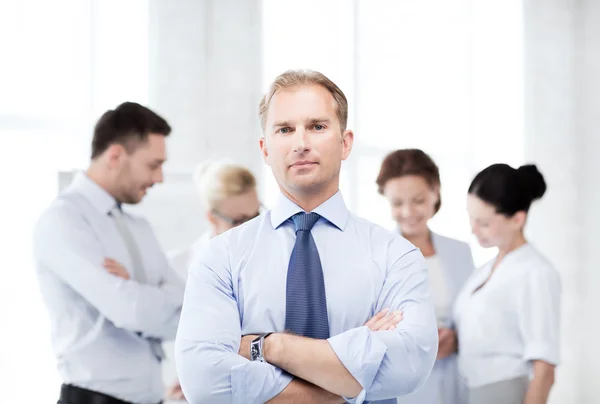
left=327, top=240, right=439, bottom=402
left=33, top=205, right=182, bottom=340
left=175, top=235, right=293, bottom=404
left=518, top=265, right=561, bottom=365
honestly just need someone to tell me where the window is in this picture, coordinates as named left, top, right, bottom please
left=262, top=0, right=524, bottom=266
left=0, top=1, right=149, bottom=401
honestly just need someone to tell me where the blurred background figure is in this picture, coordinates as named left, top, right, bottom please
left=32, top=102, right=184, bottom=404
left=454, top=164, right=560, bottom=404
left=167, top=161, right=261, bottom=279
left=376, top=149, right=474, bottom=404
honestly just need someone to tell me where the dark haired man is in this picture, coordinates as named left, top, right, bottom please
left=33, top=102, right=183, bottom=404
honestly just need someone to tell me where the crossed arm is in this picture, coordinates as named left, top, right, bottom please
left=103, top=259, right=401, bottom=402
left=175, top=240, right=438, bottom=404
left=33, top=208, right=183, bottom=340
left=237, top=310, right=403, bottom=403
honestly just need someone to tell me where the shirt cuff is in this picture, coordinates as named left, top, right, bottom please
left=231, top=360, right=293, bottom=404
left=524, top=342, right=560, bottom=366
left=328, top=326, right=388, bottom=404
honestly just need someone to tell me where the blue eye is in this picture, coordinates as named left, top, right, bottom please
left=279, top=127, right=289, bottom=134
left=314, top=124, right=325, bottom=130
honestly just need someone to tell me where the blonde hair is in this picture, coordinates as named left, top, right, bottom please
left=259, top=69, right=349, bottom=133
left=193, top=161, right=257, bottom=210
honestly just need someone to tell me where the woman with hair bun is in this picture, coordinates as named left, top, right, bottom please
left=454, top=163, right=561, bottom=404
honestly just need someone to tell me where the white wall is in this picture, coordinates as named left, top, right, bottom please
left=578, top=0, right=600, bottom=401
left=524, top=0, right=599, bottom=402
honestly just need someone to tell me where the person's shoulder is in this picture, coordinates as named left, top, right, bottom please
left=33, top=193, right=91, bottom=258
left=36, top=191, right=84, bottom=230
left=433, top=232, right=470, bottom=250
left=521, top=244, right=561, bottom=280
left=349, top=212, right=417, bottom=253
left=225, top=211, right=269, bottom=243
left=432, top=232, right=473, bottom=261
left=197, top=213, right=268, bottom=262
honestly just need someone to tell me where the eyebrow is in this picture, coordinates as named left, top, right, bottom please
left=272, top=121, right=291, bottom=129
left=308, top=118, right=331, bottom=125
left=272, top=118, right=332, bottom=129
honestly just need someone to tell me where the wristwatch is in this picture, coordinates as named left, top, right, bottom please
left=250, top=332, right=273, bottom=363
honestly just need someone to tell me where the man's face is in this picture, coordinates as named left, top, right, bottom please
left=259, top=84, right=353, bottom=198
left=113, top=134, right=166, bottom=204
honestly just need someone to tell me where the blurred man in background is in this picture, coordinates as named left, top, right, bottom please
left=33, top=102, right=184, bottom=404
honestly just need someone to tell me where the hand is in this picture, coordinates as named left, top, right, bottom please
left=166, top=380, right=186, bottom=401
left=364, top=308, right=403, bottom=331
left=239, top=334, right=258, bottom=360
left=437, top=328, right=457, bottom=360
left=103, top=258, right=130, bottom=280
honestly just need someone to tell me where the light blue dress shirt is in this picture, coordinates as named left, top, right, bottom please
left=176, top=191, right=438, bottom=404
left=32, top=173, right=184, bottom=403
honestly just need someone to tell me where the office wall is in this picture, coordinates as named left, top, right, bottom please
left=524, top=0, right=600, bottom=402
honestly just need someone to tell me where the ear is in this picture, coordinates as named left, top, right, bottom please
left=341, top=130, right=354, bottom=161
left=206, top=211, right=219, bottom=227
left=259, top=136, right=271, bottom=166
left=105, top=144, right=126, bottom=169
left=512, top=211, right=527, bottom=229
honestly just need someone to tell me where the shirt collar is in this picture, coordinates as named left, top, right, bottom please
left=70, top=172, right=119, bottom=215
left=269, top=190, right=349, bottom=231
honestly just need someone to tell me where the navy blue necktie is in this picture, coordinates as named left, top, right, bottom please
left=285, top=212, right=330, bottom=339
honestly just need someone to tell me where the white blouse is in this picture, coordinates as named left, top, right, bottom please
left=453, top=243, right=561, bottom=388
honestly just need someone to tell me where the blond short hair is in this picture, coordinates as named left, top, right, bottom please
left=193, top=161, right=257, bottom=210
left=259, top=69, right=349, bottom=133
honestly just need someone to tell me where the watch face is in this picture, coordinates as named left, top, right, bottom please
left=251, top=344, right=259, bottom=360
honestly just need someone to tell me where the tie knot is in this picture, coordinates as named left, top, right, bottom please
left=292, top=212, right=320, bottom=232
left=109, top=205, right=121, bottom=216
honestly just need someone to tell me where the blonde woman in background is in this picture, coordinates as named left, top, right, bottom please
left=167, top=161, right=262, bottom=280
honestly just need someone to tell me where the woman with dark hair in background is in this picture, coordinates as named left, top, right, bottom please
left=453, top=164, right=561, bottom=404
left=376, top=149, right=474, bottom=404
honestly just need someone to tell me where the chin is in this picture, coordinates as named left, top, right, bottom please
left=124, top=194, right=143, bottom=205
left=477, top=239, right=493, bottom=248
left=398, top=223, right=427, bottom=237
left=290, top=177, right=322, bottom=191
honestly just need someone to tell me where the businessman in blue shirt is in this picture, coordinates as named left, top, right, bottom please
left=175, top=70, right=438, bottom=403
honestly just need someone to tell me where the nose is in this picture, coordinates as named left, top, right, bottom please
left=400, top=204, right=415, bottom=218
left=292, top=127, right=310, bottom=154
left=153, top=167, right=164, bottom=184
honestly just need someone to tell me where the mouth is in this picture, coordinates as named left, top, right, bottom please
left=290, top=161, right=318, bottom=168
left=400, top=219, right=422, bottom=226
